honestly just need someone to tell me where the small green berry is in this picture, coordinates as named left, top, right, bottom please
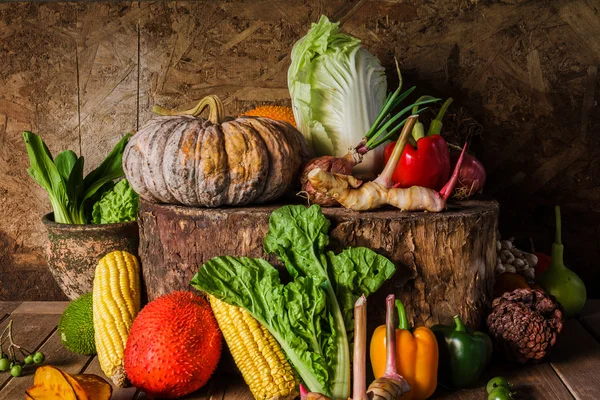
left=32, top=352, right=45, bottom=364
left=24, top=355, right=33, bottom=365
left=10, top=364, right=22, bottom=377
left=0, top=358, right=9, bottom=372
left=487, top=376, right=512, bottom=394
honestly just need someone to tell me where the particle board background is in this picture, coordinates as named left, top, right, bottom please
left=0, top=0, right=599, bottom=300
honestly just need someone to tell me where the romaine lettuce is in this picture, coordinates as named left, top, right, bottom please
left=191, top=205, right=396, bottom=399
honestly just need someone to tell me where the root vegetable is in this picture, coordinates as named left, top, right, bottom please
left=300, top=151, right=363, bottom=206
left=307, top=115, right=468, bottom=212
left=299, top=59, right=440, bottom=205
left=366, top=295, right=411, bottom=400
left=450, top=150, right=486, bottom=199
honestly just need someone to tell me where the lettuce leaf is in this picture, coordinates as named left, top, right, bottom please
left=191, top=205, right=395, bottom=399
left=91, top=179, right=139, bottom=224
left=191, top=256, right=335, bottom=394
left=288, top=15, right=387, bottom=176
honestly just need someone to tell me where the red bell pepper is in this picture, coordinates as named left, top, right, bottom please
left=383, top=98, right=453, bottom=191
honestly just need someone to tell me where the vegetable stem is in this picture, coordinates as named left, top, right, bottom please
left=365, top=99, right=440, bottom=149
left=427, top=97, right=453, bottom=136
left=439, top=143, right=467, bottom=201
left=549, top=205, right=565, bottom=271
left=555, top=205, right=562, bottom=246
left=395, top=300, right=409, bottom=330
left=373, top=115, right=419, bottom=188
left=384, top=295, right=397, bottom=376
left=153, top=95, right=225, bottom=124
left=363, top=59, right=404, bottom=141
left=453, top=315, right=467, bottom=332
left=412, top=122, right=425, bottom=141
left=353, top=295, right=368, bottom=400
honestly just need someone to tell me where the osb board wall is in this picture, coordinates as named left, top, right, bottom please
left=0, top=0, right=599, bottom=300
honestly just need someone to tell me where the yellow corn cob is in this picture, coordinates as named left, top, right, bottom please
left=92, top=250, right=140, bottom=388
left=209, top=296, right=298, bottom=400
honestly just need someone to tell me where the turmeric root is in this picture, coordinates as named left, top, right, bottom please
left=307, top=115, right=467, bottom=212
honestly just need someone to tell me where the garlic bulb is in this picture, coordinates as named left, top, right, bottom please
left=495, top=237, right=537, bottom=280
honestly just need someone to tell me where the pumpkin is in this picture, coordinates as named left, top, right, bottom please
left=123, top=96, right=310, bottom=207
left=241, top=105, right=297, bottom=127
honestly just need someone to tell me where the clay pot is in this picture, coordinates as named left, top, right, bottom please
left=42, top=213, right=139, bottom=300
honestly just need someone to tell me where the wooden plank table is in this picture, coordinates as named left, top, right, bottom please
left=1, top=300, right=599, bottom=399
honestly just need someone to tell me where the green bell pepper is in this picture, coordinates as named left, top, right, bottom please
left=431, top=315, right=493, bottom=388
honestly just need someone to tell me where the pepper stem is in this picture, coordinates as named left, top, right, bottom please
left=384, top=295, right=398, bottom=376
left=410, top=96, right=435, bottom=142
left=152, top=95, right=225, bottom=124
left=395, top=299, right=409, bottom=330
left=427, top=97, right=453, bottom=136
left=453, top=315, right=467, bottom=332
left=412, top=122, right=425, bottom=141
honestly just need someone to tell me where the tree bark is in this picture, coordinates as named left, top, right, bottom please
left=138, top=200, right=499, bottom=328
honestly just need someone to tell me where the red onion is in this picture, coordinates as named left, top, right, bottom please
left=449, top=150, right=486, bottom=199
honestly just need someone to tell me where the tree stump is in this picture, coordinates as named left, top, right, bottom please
left=138, top=200, right=499, bottom=328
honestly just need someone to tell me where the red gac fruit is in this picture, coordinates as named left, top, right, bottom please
left=124, top=291, right=222, bottom=399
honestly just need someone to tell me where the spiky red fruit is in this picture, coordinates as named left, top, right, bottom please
left=124, top=291, right=222, bottom=398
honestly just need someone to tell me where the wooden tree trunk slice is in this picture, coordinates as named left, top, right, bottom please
left=138, top=200, right=499, bottom=329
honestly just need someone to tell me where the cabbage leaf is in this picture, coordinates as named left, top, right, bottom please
left=288, top=15, right=387, bottom=175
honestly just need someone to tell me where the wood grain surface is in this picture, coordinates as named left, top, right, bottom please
left=1, top=301, right=600, bottom=398
left=1, top=1, right=599, bottom=300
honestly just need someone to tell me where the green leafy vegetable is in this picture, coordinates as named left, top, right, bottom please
left=288, top=15, right=387, bottom=176
left=91, top=179, right=139, bottom=224
left=191, top=205, right=396, bottom=399
left=23, top=132, right=132, bottom=224
left=23, top=133, right=73, bottom=224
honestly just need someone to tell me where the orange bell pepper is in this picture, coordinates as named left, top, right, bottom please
left=370, top=299, right=438, bottom=400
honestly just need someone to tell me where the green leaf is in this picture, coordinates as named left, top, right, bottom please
left=327, top=247, right=396, bottom=333
left=190, top=256, right=335, bottom=396
left=66, top=156, right=86, bottom=223
left=264, top=204, right=330, bottom=280
left=263, top=205, right=349, bottom=398
left=193, top=205, right=396, bottom=400
left=82, top=133, right=131, bottom=201
left=91, top=179, right=139, bottom=224
left=54, top=150, right=78, bottom=182
left=22, top=132, right=72, bottom=224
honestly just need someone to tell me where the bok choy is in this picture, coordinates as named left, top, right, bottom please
left=23, top=131, right=131, bottom=224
